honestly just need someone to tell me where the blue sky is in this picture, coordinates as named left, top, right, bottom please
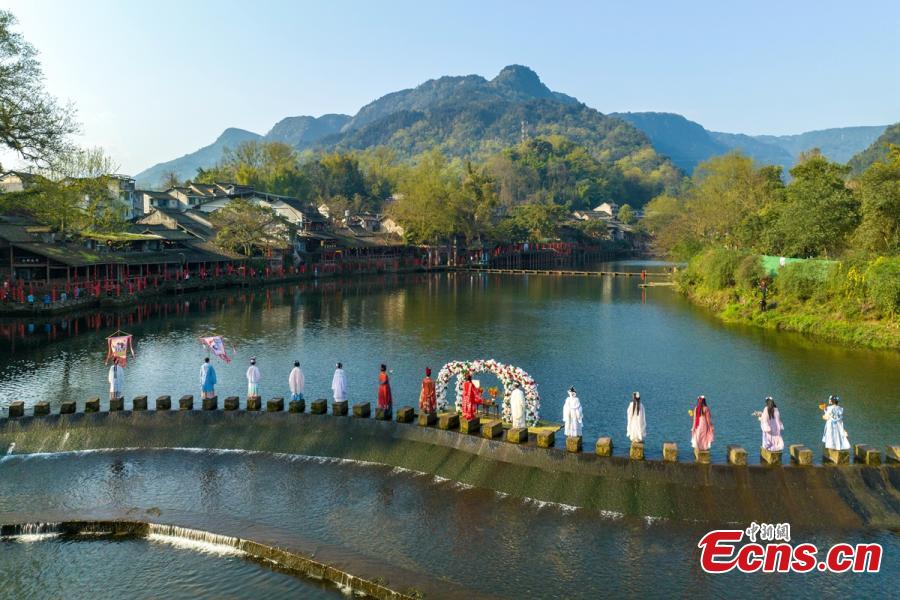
left=4, top=0, right=899, bottom=174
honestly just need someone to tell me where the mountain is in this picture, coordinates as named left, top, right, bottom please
left=341, top=65, right=577, bottom=133
left=755, top=126, right=887, bottom=165
left=847, top=122, right=900, bottom=174
left=610, top=112, right=730, bottom=173
left=615, top=112, right=887, bottom=174
left=265, top=114, right=350, bottom=147
left=135, top=127, right=260, bottom=188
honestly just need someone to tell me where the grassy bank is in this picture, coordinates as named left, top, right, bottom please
left=677, top=250, right=899, bottom=351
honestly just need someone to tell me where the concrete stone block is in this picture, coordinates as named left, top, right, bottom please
left=33, top=402, right=50, bottom=416
left=566, top=435, right=583, bottom=453
left=85, top=397, right=100, bottom=413
left=155, top=395, right=171, bottom=411
left=506, top=427, right=528, bottom=443
left=375, top=408, right=392, bottom=421
left=202, top=396, right=218, bottom=411
left=311, top=399, right=328, bottom=414
left=395, top=406, right=414, bottom=423
left=726, top=444, right=747, bottom=465
left=418, top=412, right=437, bottom=427
left=595, top=436, right=613, bottom=457
left=179, top=395, right=193, bottom=411
left=789, top=444, right=813, bottom=465
left=246, top=396, right=261, bottom=411
left=332, top=400, right=348, bottom=416
left=481, top=419, right=503, bottom=439
left=60, top=401, right=76, bottom=415
left=694, top=448, right=711, bottom=464
left=536, top=430, right=555, bottom=448
left=460, top=416, right=480, bottom=434
left=109, top=397, right=124, bottom=412
left=352, top=402, right=370, bottom=418
left=288, top=399, right=305, bottom=413
left=132, top=396, right=148, bottom=411
left=630, top=441, right=645, bottom=460
left=759, top=447, right=782, bottom=465
left=7, top=401, right=24, bottom=418
left=267, top=397, right=284, bottom=412
left=662, top=442, right=678, bottom=462
left=438, top=412, right=460, bottom=430
left=854, top=445, right=881, bottom=466
left=886, top=445, right=900, bottom=464
left=223, top=396, right=240, bottom=411
left=823, top=448, right=850, bottom=465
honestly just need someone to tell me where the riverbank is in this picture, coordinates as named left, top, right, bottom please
left=676, top=250, right=899, bottom=351
left=680, top=285, right=900, bottom=351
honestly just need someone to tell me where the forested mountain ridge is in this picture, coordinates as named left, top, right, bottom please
left=848, top=122, right=900, bottom=174
left=615, top=112, right=886, bottom=174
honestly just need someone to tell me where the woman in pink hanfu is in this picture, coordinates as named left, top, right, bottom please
left=691, top=395, right=715, bottom=451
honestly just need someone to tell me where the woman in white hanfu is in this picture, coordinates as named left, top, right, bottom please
left=509, top=383, right=527, bottom=429
left=757, top=397, right=784, bottom=451
left=822, top=395, right=850, bottom=450
left=562, top=387, right=583, bottom=437
left=331, top=362, right=347, bottom=402
left=626, top=392, right=646, bottom=443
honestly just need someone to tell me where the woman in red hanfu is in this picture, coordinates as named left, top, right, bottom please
left=461, top=373, right=483, bottom=420
left=377, top=364, right=393, bottom=411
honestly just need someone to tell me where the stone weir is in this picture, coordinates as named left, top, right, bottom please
left=1, top=408, right=898, bottom=530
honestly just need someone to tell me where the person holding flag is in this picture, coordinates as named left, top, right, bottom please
left=108, top=358, right=124, bottom=402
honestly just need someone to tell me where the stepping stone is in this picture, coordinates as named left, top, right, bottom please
left=630, top=441, right=645, bottom=460
left=662, top=442, right=678, bottom=462
left=789, top=444, right=812, bottom=465
left=823, top=448, right=850, bottom=465
left=332, top=400, right=348, bottom=416
left=759, top=447, right=782, bottom=465
left=311, top=399, right=328, bottom=415
left=536, top=430, right=555, bottom=448
left=481, top=419, right=503, bottom=439
left=694, top=448, right=711, bottom=464
left=7, top=401, right=25, bottom=418
left=375, top=408, right=392, bottom=421
left=223, top=396, right=240, bottom=411
left=395, top=406, right=414, bottom=423
left=132, top=396, right=148, bottom=411
left=109, top=397, right=124, bottom=412
left=438, top=413, right=460, bottom=430
left=727, top=444, right=747, bottom=465
left=246, top=396, right=261, bottom=411
left=418, top=412, right=437, bottom=427
left=595, top=436, right=612, bottom=457
left=267, top=398, right=284, bottom=412
left=288, top=399, right=305, bottom=413
left=566, top=435, right=582, bottom=453
left=506, top=427, right=528, bottom=443
left=85, top=397, right=100, bottom=413
left=155, top=396, right=171, bottom=411
left=460, top=417, right=480, bottom=434
left=179, top=395, right=194, bottom=411
left=202, top=396, right=218, bottom=410
left=33, top=402, right=50, bottom=416
left=60, top=401, right=76, bottom=415
left=352, top=402, right=371, bottom=418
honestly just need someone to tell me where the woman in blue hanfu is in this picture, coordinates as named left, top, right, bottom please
left=822, top=395, right=850, bottom=451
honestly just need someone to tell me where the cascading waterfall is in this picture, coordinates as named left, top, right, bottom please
left=146, top=523, right=246, bottom=557
left=0, top=521, right=62, bottom=542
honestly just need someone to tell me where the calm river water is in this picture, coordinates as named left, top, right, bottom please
left=0, top=264, right=897, bottom=459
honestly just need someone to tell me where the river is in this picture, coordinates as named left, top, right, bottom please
left=0, top=264, right=896, bottom=459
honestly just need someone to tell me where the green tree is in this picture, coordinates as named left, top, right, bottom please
left=775, top=153, right=859, bottom=258
left=388, top=149, right=462, bottom=244
left=617, top=203, right=635, bottom=224
left=853, top=145, right=900, bottom=255
left=0, top=10, right=77, bottom=165
left=209, top=198, right=292, bottom=256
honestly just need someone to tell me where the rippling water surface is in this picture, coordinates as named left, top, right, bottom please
left=0, top=266, right=897, bottom=459
left=0, top=449, right=895, bottom=598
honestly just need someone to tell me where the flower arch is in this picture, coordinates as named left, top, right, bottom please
left=435, top=359, right=540, bottom=425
